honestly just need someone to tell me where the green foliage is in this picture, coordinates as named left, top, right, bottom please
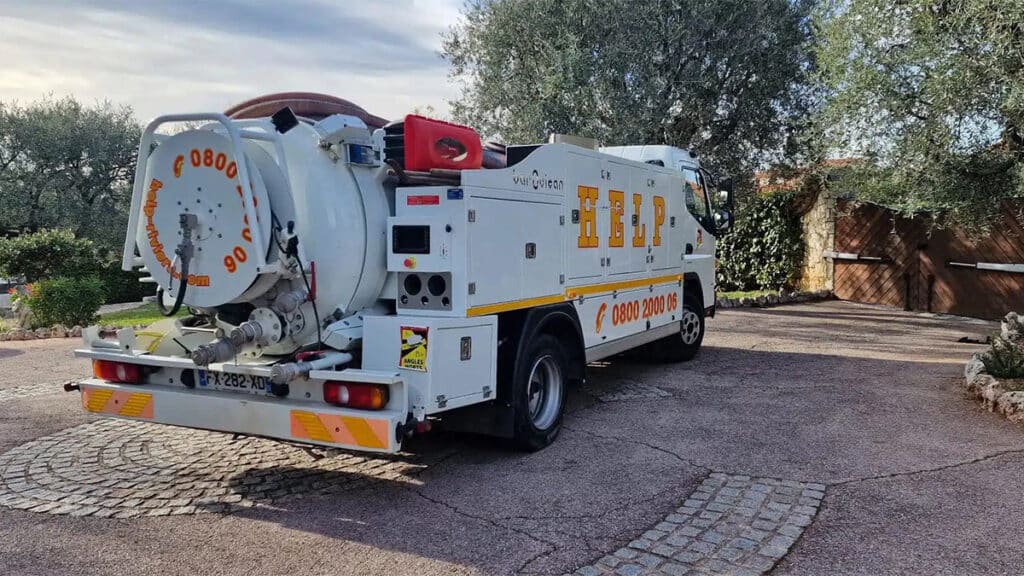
left=0, top=96, right=140, bottom=250
left=814, top=0, right=1024, bottom=230
left=0, top=229, right=99, bottom=282
left=99, top=303, right=185, bottom=328
left=26, top=276, right=105, bottom=328
left=98, top=266, right=152, bottom=305
left=443, top=0, right=818, bottom=178
left=982, top=336, right=1024, bottom=380
left=0, top=229, right=151, bottom=303
left=716, top=193, right=804, bottom=291
left=719, top=289, right=779, bottom=301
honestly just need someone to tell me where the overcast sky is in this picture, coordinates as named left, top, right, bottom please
left=0, top=0, right=463, bottom=122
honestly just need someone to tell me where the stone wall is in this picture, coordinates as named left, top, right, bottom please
left=797, top=189, right=835, bottom=292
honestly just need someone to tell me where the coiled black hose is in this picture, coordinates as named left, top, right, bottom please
left=157, top=214, right=196, bottom=317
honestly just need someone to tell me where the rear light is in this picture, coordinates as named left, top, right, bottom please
left=92, top=360, right=143, bottom=384
left=323, top=382, right=389, bottom=410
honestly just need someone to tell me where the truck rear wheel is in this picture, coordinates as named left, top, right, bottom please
left=512, top=334, right=568, bottom=451
left=645, top=291, right=705, bottom=363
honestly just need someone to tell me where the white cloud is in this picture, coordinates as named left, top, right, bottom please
left=0, top=0, right=463, bottom=122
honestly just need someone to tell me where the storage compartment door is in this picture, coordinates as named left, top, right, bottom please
left=605, top=160, right=642, bottom=275
left=566, top=152, right=606, bottom=280
left=467, top=197, right=562, bottom=309
left=649, top=170, right=674, bottom=270
left=431, top=324, right=495, bottom=405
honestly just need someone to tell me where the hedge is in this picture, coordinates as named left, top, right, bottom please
left=716, top=192, right=804, bottom=292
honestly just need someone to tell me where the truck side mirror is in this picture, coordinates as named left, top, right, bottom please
left=713, top=209, right=733, bottom=233
left=718, top=178, right=735, bottom=207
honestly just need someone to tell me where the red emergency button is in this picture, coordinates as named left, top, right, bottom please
left=403, top=257, right=417, bottom=269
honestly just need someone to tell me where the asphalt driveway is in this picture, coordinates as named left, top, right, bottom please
left=0, top=300, right=1020, bottom=575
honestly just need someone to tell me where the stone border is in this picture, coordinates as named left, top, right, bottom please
left=716, top=290, right=833, bottom=310
left=0, top=325, right=84, bottom=342
left=964, top=355, right=1024, bottom=423
left=963, top=312, right=1024, bottom=424
left=571, top=473, right=825, bottom=576
left=0, top=324, right=148, bottom=342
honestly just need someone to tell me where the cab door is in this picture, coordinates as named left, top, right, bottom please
left=680, top=166, right=716, bottom=308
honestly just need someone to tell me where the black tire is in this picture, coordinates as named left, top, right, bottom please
left=645, top=291, right=705, bottom=363
left=511, top=334, right=568, bottom=451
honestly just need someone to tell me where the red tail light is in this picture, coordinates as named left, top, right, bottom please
left=323, top=382, right=389, bottom=410
left=92, top=360, right=143, bottom=384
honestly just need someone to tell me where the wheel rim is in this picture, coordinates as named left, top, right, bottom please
left=681, top=309, right=701, bottom=345
left=527, top=355, right=563, bottom=430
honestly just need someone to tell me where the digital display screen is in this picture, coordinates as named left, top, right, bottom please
left=392, top=225, right=431, bottom=254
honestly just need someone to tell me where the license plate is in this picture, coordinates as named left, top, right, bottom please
left=197, top=370, right=270, bottom=395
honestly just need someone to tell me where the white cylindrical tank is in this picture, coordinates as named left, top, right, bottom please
left=135, top=114, right=390, bottom=356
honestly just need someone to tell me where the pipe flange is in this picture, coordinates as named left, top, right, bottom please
left=249, top=307, right=284, bottom=345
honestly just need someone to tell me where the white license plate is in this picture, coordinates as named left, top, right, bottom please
left=197, top=370, right=270, bottom=395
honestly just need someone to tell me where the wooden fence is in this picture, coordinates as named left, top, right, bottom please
left=831, top=200, right=1024, bottom=320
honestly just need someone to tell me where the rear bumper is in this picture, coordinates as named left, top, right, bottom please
left=76, top=379, right=405, bottom=453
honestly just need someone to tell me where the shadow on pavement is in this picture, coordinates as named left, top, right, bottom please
left=0, top=348, right=24, bottom=359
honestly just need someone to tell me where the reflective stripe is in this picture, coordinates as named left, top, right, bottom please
left=85, top=388, right=114, bottom=413
left=289, top=410, right=389, bottom=450
left=565, top=274, right=682, bottom=298
left=465, top=273, right=684, bottom=317
left=82, top=387, right=154, bottom=419
left=289, top=410, right=334, bottom=443
left=466, top=294, right=565, bottom=317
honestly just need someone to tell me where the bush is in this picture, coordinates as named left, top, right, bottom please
left=0, top=229, right=100, bottom=282
left=26, top=276, right=105, bottom=328
left=982, top=335, right=1024, bottom=379
left=716, top=192, right=804, bottom=291
left=0, top=229, right=152, bottom=305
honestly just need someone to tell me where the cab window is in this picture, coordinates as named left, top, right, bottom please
left=682, top=168, right=710, bottom=222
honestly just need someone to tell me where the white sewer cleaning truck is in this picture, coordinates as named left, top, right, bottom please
left=70, top=94, right=734, bottom=453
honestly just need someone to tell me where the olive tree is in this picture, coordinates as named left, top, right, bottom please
left=0, top=97, right=140, bottom=249
left=815, top=0, right=1024, bottom=229
left=442, top=0, right=818, bottom=179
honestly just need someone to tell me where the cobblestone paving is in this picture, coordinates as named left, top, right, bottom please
left=0, top=383, right=65, bottom=402
left=0, top=419, right=443, bottom=518
left=584, top=379, right=671, bottom=402
left=572, top=473, right=825, bottom=576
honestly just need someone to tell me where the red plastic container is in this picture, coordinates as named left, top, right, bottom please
left=403, top=115, right=482, bottom=171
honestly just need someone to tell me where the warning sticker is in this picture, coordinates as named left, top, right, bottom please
left=400, top=326, right=429, bottom=372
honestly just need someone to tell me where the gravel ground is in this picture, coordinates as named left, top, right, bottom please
left=0, top=300, right=1019, bottom=576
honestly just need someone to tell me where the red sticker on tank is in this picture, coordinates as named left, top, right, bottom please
left=407, top=195, right=440, bottom=206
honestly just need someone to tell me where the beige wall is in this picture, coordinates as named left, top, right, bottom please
left=798, top=189, right=835, bottom=291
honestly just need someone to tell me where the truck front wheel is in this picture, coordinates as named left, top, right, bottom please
left=645, top=291, right=705, bottom=363
left=512, top=334, right=568, bottom=451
